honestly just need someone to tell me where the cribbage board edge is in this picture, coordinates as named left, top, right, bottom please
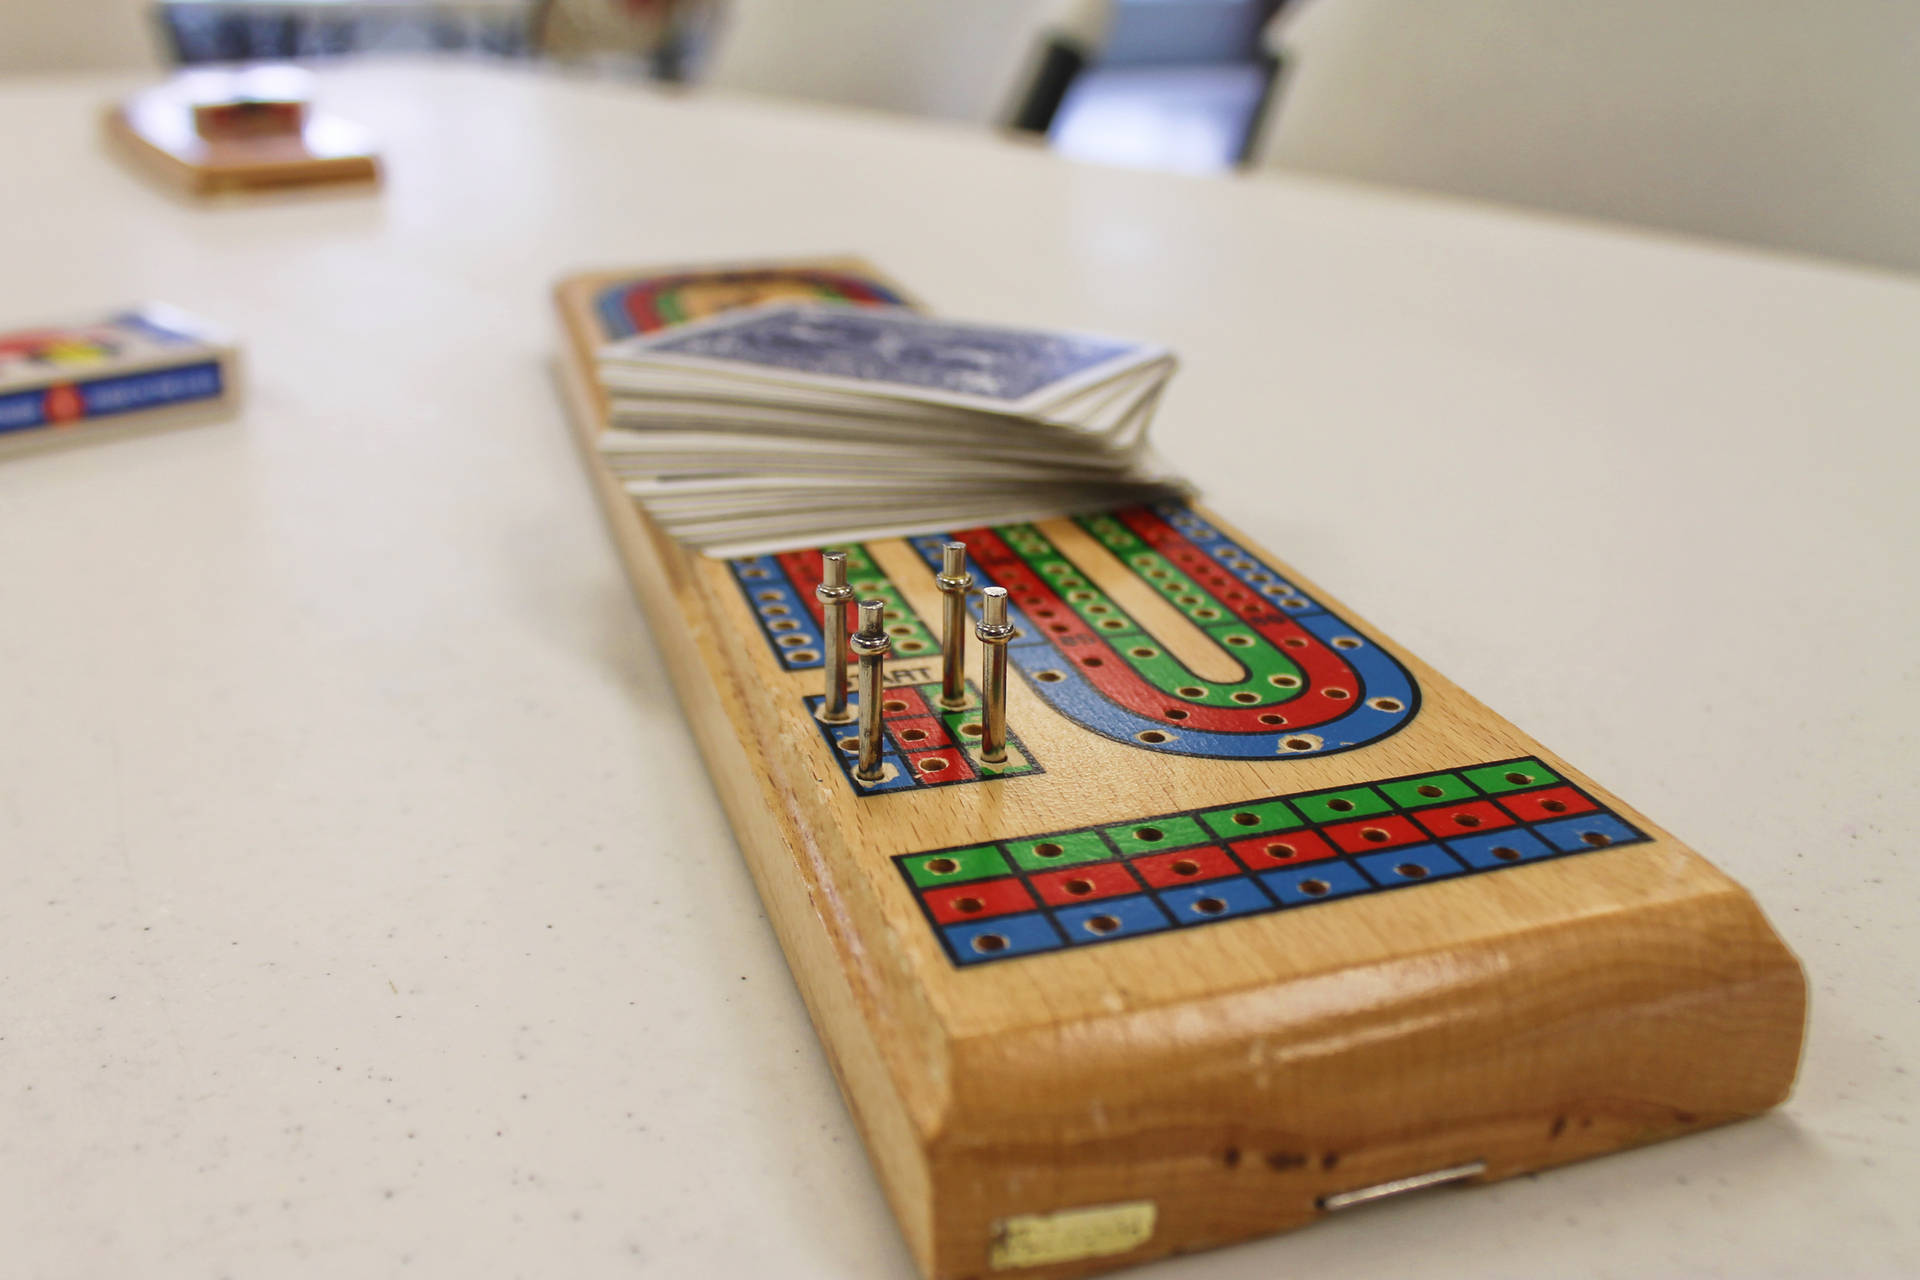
left=552, top=267, right=1807, bottom=1280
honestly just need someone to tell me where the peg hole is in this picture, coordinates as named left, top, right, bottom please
left=924, top=857, right=959, bottom=875
left=971, top=933, right=1008, bottom=954
left=1085, top=914, right=1122, bottom=936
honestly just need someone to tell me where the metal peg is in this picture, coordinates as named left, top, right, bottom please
left=935, top=541, right=973, bottom=711
left=975, top=587, right=1014, bottom=763
left=815, top=551, right=853, bottom=722
left=850, top=599, right=892, bottom=782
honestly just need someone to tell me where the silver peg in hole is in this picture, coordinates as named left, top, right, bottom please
left=814, top=551, right=854, bottom=723
left=850, top=598, right=892, bottom=782
left=935, top=541, right=973, bottom=711
left=975, top=586, right=1014, bottom=764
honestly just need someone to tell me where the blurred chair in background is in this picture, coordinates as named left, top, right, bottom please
left=0, top=0, right=162, bottom=73
left=1254, top=0, right=1920, bottom=274
left=1049, top=0, right=1282, bottom=172
left=699, top=0, right=1111, bottom=130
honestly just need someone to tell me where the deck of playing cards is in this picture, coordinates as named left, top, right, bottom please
left=0, top=305, right=239, bottom=451
left=591, top=289, right=1189, bottom=555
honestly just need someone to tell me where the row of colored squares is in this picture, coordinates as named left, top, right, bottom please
left=901, top=788, right=1592, bottom=887
left=919, top=812, right=1642, bottom=920
left=934, top=815, right=1646, bottom=963
left=906, top=758, right=1568, bottom=871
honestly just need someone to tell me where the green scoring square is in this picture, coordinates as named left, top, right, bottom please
left=1378, top=772, right=1478, bottom=808
left=902, top=845, right=1010, bottom=888
left=1291, top=785, right=1392, bottom=823
left=1006, top=829, right=1112, bottom=871
left=1102, top=814, right=1211, bottom=855
left=1462, top=759, right=1563, bottom=795
left=1199, top=798, right=1304, bottom=840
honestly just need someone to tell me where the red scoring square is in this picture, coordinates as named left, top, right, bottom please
left=906, top=748, right=975, bottom=785
left=1131, top=844, right=1241, bottom=888
left=1409, top=799, right=1515, bottom=839
left=879, top=686, right=933, bottom=719
left=1320, top=813, right=1426, bottom=854
left=1230, top=828, right=1338, bottom=870
left=887, top=715, right=951, bottom=751
left=923, top=876, right=1035, bottom=924
left=1028, top=861, right=1140, bottom=906
left=1497, top=785, right=1598, bottom=823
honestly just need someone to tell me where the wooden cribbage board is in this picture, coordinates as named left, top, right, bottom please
left=554, top=266, right=1805, bottom=1279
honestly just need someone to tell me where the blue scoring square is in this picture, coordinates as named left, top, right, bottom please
left=1354, top=843, right=1467, bottom=888
left=1054, top=894, right=1170, bottom=945
left=942, top=912, right=1062, bottom=965
left=1532, top=813, right=1645, bottom=854
left=1260, top=860, right=1371, bottom=906
left=1446, top=828, right=1556, bottom=869
left=1157, top=876, right=1274, bottom=925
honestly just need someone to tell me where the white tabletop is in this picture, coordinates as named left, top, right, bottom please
left=1, top=60, right=1914, bottom=1280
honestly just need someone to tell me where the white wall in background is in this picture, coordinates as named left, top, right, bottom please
left=1256, top=0, right=1920, bottom=273
left=0, top=0, right=162, bottom=74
